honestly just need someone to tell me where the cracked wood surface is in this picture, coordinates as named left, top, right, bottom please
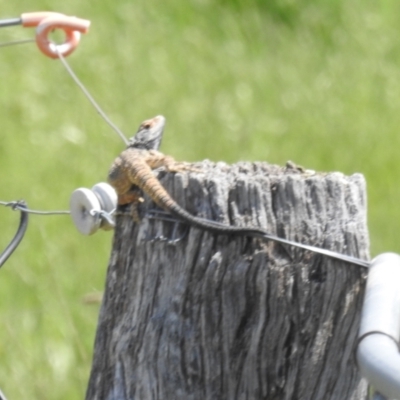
left=86, top=161, right=369, bottom=400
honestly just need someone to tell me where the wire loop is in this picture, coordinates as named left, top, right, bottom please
left=35, top=15, right=90, bottom=59
left=20, top=12, right=90, bottom=58
left=0, top=200, right=29, bottom=268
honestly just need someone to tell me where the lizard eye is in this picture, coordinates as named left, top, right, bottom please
left=141, top=122, right=152, bottom=130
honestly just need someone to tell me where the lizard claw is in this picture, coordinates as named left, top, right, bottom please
left=167, top=223, right=189, bottom=245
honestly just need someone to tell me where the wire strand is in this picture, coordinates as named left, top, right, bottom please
left=0, top=38, right=35, bottom=48
left=56, top=48, right=129, bottom=145
left=0, top=387, right=8, bottom=400
left=0, top=199, right=370, bottom=267
left=0, top=17, right=22, bottom=28
left=0, top=201, right=70, bottom=215
left=0, top=39, right=128, bottom=145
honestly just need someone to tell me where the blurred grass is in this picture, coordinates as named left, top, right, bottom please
left=0, top=0, right=399, bottom=398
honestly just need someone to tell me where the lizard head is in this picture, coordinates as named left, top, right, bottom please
left=127, top=115, right=166, bottom=151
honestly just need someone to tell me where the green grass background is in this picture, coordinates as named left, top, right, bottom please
left=0, top=0, right=398, bottom=398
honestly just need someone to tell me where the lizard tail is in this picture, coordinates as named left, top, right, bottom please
left=166, top=199, right=370, bottom=268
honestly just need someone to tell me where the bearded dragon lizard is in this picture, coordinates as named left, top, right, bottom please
left=107, top=115, right=369, bottom=268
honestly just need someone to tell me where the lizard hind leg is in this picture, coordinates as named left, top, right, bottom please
left=148, top=152, right=201, bottom=174
left=164, top=160, right=202, bottom=174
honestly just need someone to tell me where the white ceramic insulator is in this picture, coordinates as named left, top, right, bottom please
left=91, top=183, right=118, bottom=231
left=92, top=183, right=117, bottom=212
left=70, top=188, right=102, bottom=235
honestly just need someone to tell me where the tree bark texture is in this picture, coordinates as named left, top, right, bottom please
left=86, top=161, right=369, bottom=400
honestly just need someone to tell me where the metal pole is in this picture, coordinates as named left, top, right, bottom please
left=357, top=253, right=400, bottom=399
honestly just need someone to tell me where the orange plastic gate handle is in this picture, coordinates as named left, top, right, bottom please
left=21, top=11, right=64, bottom=27
left=21, top=12, right=90, bottom=59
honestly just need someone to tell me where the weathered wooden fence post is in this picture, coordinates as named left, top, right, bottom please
left=86, top=161, right=369, bottom=400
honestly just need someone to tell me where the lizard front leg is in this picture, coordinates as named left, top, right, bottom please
left=117, top=188, right=144, bottom=206
left=108, top=158, right=144, bottom=222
